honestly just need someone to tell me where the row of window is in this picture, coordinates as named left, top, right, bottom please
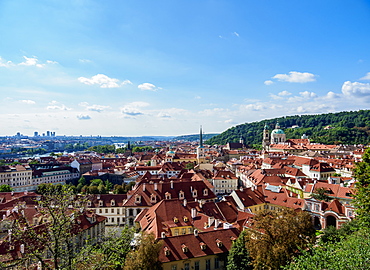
left=171, top=257, right=220, bottom=270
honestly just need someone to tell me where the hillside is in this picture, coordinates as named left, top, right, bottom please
left=172, top=133, right=219, bottom=142
left=206, top=110, right=370, bottom=146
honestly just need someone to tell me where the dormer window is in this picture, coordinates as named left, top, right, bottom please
left=200, top=242, right=207, bottom=250
left=183, top=216, right=189, bottom=222
left=135, top=195, right=141, bottom=204
left=87, top=201, right=92, bottom=207
left=179, top=190, right=184, bottom=200
left=111, top=200, right=115, bottom=206
left=165, top=192, right=171, bottom=200
left=203, top=189, right=208, bottom=196
left=173, top=217, right=179, bottom=223
left=99, top=200, right=103, bottom=207
left=181, top=244, right=189, bottom=253
left=192, top=189, right=198, bottom=198
left=164, top=247, right=171, bottom=256
left=216, top=239, right=223, bottom=247
left=150, top=194, right=157, bottom=204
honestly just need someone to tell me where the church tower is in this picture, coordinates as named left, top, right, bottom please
left=262, top=123, right=270, bottom=151
left=197, top=126, right=206, bottom=164
left=270, top=122, right=286, bottom=144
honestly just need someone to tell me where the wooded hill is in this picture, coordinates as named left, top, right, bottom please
left=206, top=110, right=370, bottom=147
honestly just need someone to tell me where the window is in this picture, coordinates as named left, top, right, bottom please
left=182, top=228, right=186, bottom=235
left=184, top=263, right=190, bottom=270
left=195, top=261, right=200, bottom=270
left=206, top=259, right=211, bottom=270
left=174, top=229, right=179, bottom=236
left=215, top=257, right=220, bottom=269
left=171, top=265, right=177, bottom=270
left=129, top=209, right=134, bottom=216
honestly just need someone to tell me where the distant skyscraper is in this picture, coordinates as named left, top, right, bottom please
left=47, top=131, right=50, bottom=137
left=34, top=131, right=39, bottom=137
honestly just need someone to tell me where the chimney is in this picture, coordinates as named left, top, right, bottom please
left=170, top=180, right=174, bottom=189
left=154, top=183, right=158, bottom=191
left=208, top=216, right=214, bottom=226
left=191, top=208, right=197, bottom=219
left=214, top=219, right=219, bottom=229
left=183, top=199, right=187, bottom=207
left=143, top=183, right=146, bottom=191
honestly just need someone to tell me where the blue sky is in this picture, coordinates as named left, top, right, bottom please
left=1, top=0, right=370, bottom=136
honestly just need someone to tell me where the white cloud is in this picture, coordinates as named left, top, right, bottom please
left=194, top=96, right=201, bottom=99
left=296, top=106, right=306, bottom=113
left=233, top=32, right=240, bottom=37
left=278, top=91, right=291, bottom=96
left=325, top=91, right=340, bottom=99
left=157, top=112, right=171, bottom=118
left=264, top=80, right=274, bottom=85
left=299, top=91, right=317, bottom=99
left=19, top=100, right=36, bottom=105
left=225, top=119, right=233, bottom=123
left=342, top=81, right=370, bottom=97
left=46, top=101, right=72, bottom=111
left=79, top=102, right=111, bottom=112
left=120, top=101, right=149, bottom=116
left=272, top=71, right=316, bottom=83
left=79, top=59, right=93, bottom=64
left=77, top=114, right=91, bottom=120
left=360, top=72, right=370, bottom=80
left=78, top=74, right=131, bottom=88
left=0, top=57, right=14, bottom=67
left=138, top=83, right=158, bottom=91
left=242, top=104, right=265, bottom=111
left=19, top=56, right=45, bottom=68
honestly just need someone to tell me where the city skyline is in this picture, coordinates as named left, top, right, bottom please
left=1, top=1, right=370, bottom=136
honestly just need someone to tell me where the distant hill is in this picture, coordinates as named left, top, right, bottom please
left=172, top=133, right=219, bottom=142
left=206, top=110, right=370, bottom=146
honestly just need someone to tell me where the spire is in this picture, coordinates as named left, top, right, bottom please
left=199, top=126, right=203, bottom=148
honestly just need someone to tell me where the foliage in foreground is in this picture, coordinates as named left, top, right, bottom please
left=285, top=229, right=370, bottom=270
left=245, top=208, right=315, bottom=270
left=227, top=230, right=252, bottom=270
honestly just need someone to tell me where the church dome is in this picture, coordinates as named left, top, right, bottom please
left=271, top=129, right=285, bottom=134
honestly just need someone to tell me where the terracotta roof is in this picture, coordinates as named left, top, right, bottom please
left=159, top=228, right=240, bottom=263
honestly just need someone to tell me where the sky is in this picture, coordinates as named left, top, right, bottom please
left=1, top=0, right=370, bottom=137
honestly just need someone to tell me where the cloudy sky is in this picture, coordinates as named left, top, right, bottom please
left=1, top=0, right=370, bottom=136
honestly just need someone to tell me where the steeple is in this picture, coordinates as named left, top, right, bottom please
left=199, top=126, right=203, bottom=148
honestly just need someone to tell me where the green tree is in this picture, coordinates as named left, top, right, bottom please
left=353, top=148, right=370, bottom=226
left=185, top=162, right=195, bottom=170
left=285, top=229, right=370, bottom=270
left=227, top=230, right=252, bottom=270
left=123, top=232, right=162, bottom=270
left=0, top=184, right=12, bottom=192
left=73, top=226, right=136, bottom=270
left=245, top=208, right=315, bottom=270
left=311, top=187, right=330, bottom=202
left=9, top=185, right=88, bottom=269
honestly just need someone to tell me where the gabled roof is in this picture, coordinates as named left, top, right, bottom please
left=159, top=228, right=240, bottom=263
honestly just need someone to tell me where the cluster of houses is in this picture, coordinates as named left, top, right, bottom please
left=0, top=125, right=365, bottom=269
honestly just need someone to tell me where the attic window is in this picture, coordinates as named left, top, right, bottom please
left=203, top=189, right=208, bottom=196
left=200, top=242, right=207, bottom=250
left=216, top=239, right=223, bottom=247
left=183, top=216, right=189, bottom=222
left=165, top=192, right=171, bottom=200
left=179, top=191, right=184, bottom=200
left=181, top=244, right=189, bottom=253
left=99, top=200, right=103, bottom=207
left=87, top=201, right=92, bottom=207
left=173, top=217, right=179, bottom=223
left=150, top=194, right=157, bottom=204
left=192, top=189, right=198, bottom=198
left=111, top=200, right=115, bottom=206
left=135, top=195, right=141, bottom=204
left=164, top=247, right=171, bottom=256
left=230, top=236, right=237, bottom=242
